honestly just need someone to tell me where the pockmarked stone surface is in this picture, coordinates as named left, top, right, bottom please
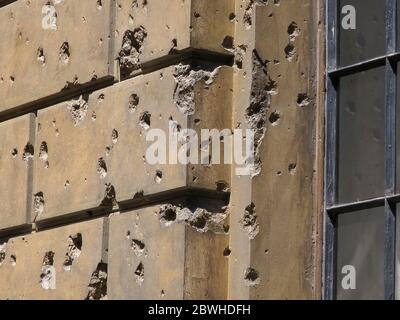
left=33, top=64, right=233, bottom=221
left=0, top=114, right=33, bottom=230
left=0, top=218, right=105, bottom=300
left=108, top=206, right=186, bottom=299
left=115, top=0, right=235, bottom=77
left=0, top=0, right=113, bottom=113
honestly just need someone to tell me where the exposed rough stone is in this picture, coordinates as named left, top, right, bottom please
left=244, top=267, right=260, bottom=286
left=63, top=233, right=83, bottom=272
left=66, top=95, right=89, bottom=126
left=243, top=0, right=267, bottom=29
left=40, top=251, right=56, bottom=290
left=134, top=262, right=144, bottom=286
left=119, top=27, right=148, bottom=78
left=33, top=192, right=45, bottom=221
left=245, top=50, right=270, bottom=177
left=86, top=262, right=108, bottom=300
left=0, top=243, right=6, bottom=267
left=173, top=64, right=220, bottom=115
left=240, top=203, right=259, bottom=240
left=158, top=204, right=229, bottom=234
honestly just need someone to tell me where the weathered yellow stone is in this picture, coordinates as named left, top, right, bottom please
left=0, top=114, right=34, bottom=230
left=0, top=0, right=113, bottom=113
left=0, top=218, right=104, bottom=300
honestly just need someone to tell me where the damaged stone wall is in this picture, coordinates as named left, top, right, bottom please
left=0, top=0, right=323, bottom=300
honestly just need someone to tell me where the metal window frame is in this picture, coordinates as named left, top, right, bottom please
left=325, top=0, right=398, bottom=300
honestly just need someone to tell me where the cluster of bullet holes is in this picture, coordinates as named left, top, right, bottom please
left=173, top=64, right=220, bottom=115
left=63, top=233, right=82, bottom=271
left=40, top=251, right=56, bottom=290
left=158, top=204, right=229, bottom=234
left=285, top=22, right=300, bottom=62
left=131, top=0, right=148, bottom=9
left=119, top=26, right=147, bottom=78
left=243, top=0, right=268, bottom=29
left=240, top=203, right=260, bottom=240
left=86, top=262, right=108, bottom=300
left=245, top=51, right=269, bottom=177
left=244, top=267, right=260, bottom=287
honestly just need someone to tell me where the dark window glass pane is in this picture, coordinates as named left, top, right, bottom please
left=337, top=67, right=385, bottom=204
left=336, top=207, right=384, bottom=300
left=339, top=0, right=386, bottom=66
left=396, top=62, right=400, bottom=192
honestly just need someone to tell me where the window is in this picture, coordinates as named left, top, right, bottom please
left=325, top=0, right=397, bottom=300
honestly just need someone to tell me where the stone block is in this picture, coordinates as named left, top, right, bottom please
left=115, top=0, right=235, bottom=78
left=33, top=64, right=232, bottom=221
left=0, top=218, right=105, bottom=300
left=0, top=0, right=113, bottom=113
left=0, top=114, right=34, bottom=231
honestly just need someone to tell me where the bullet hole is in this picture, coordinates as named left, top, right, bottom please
left=288, top=22, right=300, bottom=41
left=101, top=183, right=117, bottom=207
left=9, top=76, right=15, bottom=84
left=112, top=129, right=119, bottom=144
left=91, top=111, right=97, bottom=121
left=233, top=44, right=247, bottom=69
left=297, top=93, right=311, bottom=107
left=59, top=42, right=70, bottom=64
left=284, top=43, right=296, bottom=62
left=0, top=243, right=6, bottom=266
left=63, top=233, right=82, bottom=271
left=240, top=203, right=259, bottom=240
left=223, top=247, right=231, bottom=257
left=86, top=262, right=108, bottom=300
left=222, top=36, right=234, bottom=50
left=142, top=0, right=148, bottom=8
left=229, top=12, right=236, bottom=21
left=266, top=77, right=278, bottom=95
left=169, top=38, right=178, bottom=54
left=269, top=111, right=281, bottom=126
left=128, top=93, right=140, bottom=113
left=134, top=262, right=144, bottom=285
left=243, top=0, right=267, bottom=29
left=132, top=0, right=138, bottom=8
left=139, top=111, right=151, bottom=130
left=97, top=157, right=108, bottom=179
left=11, top=148, right=18, bottom=159
left=216, top=181, right=230, bottom=192
left=66, top=95, right=89, bottom=126
left=158, top=205, right=229, bottom=234
left=37, top=47, right=45, bottom=65
left=128, top=14, right=134, bottom=24
left=96, top=0, right=102, bottom=10
left=126, top=231, right=131, bottom=240
left=39, top=141, right=48, bottom=162
left=274, top=0, right=281, bottom=5
left=289, top=163, right=297, bottom=175
left=194, top=118, right=201, bottom=125
left=133, top=190, right=145, bottom=199
left=98, top=93, right=105, bottom=102
left=131, top=239, right=146, bottom=257
left=10, top=254, right=16, bottom=267
left=33, top=192, right=45, bottom=220
left=194, top=12, right=200, bottom=18
left=22, top=142, right=34, bottom=162
left=119, top=27, right=147, bottom=78
left=244, top=267, right=260, bottom=286
left=161, top=290, right=165, bottom=298
left=173, top=64, right=220, bottom=115
left=159, top=205, right=177, bottom=226
left=154, top=170, right=163, bottom=184
left=64, top=180, right=70, bottom=189
left=40, top=251, right=56, bottom=290
left=245, top=50, right=269, bottom=177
